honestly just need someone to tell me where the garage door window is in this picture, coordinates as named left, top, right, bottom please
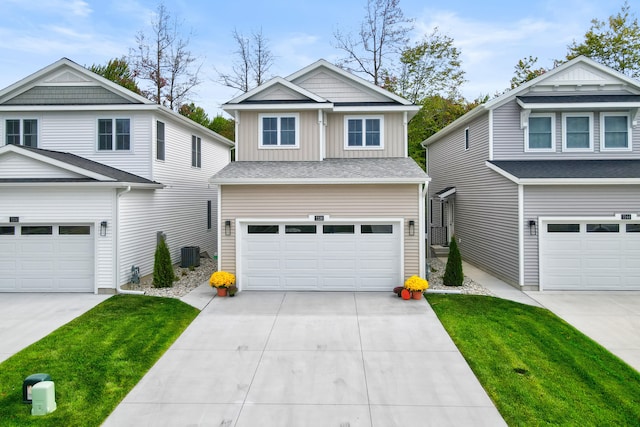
left=587, top=224, right=619, bottom=233
left=361, top=224, right=393, bottom=234
left=323, top=225, right=355, bottom=234
left=285, top=225, right=317, bottom=234
left=59, top=226, right=91, bottom=235
left=248, top=225, right=279, bottom=234
left=21, top=226, right=52, bottom=235
left=626, top=224, right=640, bottom=233
left=0, top=226, right=15, bottom=235
left=547, top=224, right=580, bottom=233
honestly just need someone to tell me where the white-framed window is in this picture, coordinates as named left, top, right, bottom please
left=464, top=127, right=470, bottom=150
left=156, top=120, right=165, bottom=160
left=5, top=118, right=38, bottom=147
left=191, top=135, right=201, bottom=168
left=98, top=118, right=130, bottom=151
left=562, top=113, right=593, bottom=152
left=600, top=112, right=631, bottom=151
left=525, top=113, right=555, bottom=152
left=344, top=116, right=384, bottom=149
left=259, top=113, right=299, bottom=148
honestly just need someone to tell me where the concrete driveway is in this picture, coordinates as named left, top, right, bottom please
left=104, top=291, right=506, bottom=427
left=525, top=291, right=640, bottom=372
left=0, top=293, right=110, bottom=363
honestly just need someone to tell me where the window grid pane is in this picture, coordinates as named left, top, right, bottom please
left=566, top=116, right=590, bottom=148
left=280, top=117, right=296, bottom=145
left=98, top=119, right=113, bottom=150
left=365, top=119, right=380, bottom=146
left=6, top=119, right=20, bottom=145
left=348, top=119, right=363, bottom=146
left=528, top=117, right=552, bottom=149
left=22, top=119, right=37, bottom=147
left=156, top=121, right=165, bottom=160
left=115, top=119, right=130, bottom=150
left=262, top=117, right=278, bottom=145
left=604, top=116, right=628, bottom=148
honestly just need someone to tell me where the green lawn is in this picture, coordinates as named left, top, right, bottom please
left=0, top=295, right=199, bottom=427
left=426, top=294, right=640, bottom=426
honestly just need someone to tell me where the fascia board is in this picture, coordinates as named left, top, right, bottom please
left=516, top=98, right=640, bottom=110
left=222, top=103, right=333, bottom=111
left=211, top=177, right=431, bottom=185
left=0, top=181, right=164, bottom=188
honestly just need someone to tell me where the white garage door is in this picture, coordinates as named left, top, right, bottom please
left=540, top=221, right=640, bottom=290
left=240, top=222, right=401, bottom=291
left=0, top=224, right=94, bottom=292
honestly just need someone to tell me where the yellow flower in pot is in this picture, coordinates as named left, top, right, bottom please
left=404, top=275, right=429, bottom=300
left=209, top=271, right=236, bottom=297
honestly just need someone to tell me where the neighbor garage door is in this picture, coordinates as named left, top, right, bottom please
left=240, top=222, right=401, bottom=291
left=540, top=221, right=640, bottom=290
left=0, top=224, right=94, bottom=292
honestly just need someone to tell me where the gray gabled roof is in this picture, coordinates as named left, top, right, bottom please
left=488, top=159, right=640, bottom=179
left=10, top=145, right=163, bottom=186
left=210, top=158, right=429, bottom=184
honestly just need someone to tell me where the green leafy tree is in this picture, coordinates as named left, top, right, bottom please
left=386, top=28, right=465, bottom=103
left=333, top=0, right=413, bottom=85
left=443, top=236, right=463, bottom=287
left=509, top=56, right=548, bottom=89
left=179, top=102, right=210, bottom=127
left=567, top=2, right=640, bottom=77
left=89, top=57, right=141, bottom=94
left=209, top=115, right=235, bottom=141
left=153, top=237, right=174, bottom=288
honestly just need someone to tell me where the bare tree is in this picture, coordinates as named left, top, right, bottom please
left=130, top=3, right=201, bottom=110
left=333, top=0, right=413, bottom=86
left=218, top=28, right=274, bottom=93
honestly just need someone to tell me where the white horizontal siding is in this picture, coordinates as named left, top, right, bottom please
left=0, top=152, right=83, bottom=178
left=523, top=185, right=640, bottom=287
left=428, top=112, right=520, bottom=286
left=220, top=184, right=421, bottom=280
left=0, top=186, right=115, bottom=292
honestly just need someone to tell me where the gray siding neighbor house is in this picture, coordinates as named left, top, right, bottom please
left=423, top=56, right=640, bottom=291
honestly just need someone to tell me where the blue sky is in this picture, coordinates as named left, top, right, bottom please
left=0, top=0, right=635, bottom=115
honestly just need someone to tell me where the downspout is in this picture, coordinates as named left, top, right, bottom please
left=115, top=185, right=143, bottom=295
left=420, top=180, right=429, bottom=279
left=318, top=109, right=323, bottom=160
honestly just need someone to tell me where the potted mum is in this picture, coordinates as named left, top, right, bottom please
left=404, top=275, right=429, bottom=300
left=209, top=271, right=236, bottom=297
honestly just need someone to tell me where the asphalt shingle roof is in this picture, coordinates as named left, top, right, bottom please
left=211, top=158, right=428, bottom=182
left=489, top=159, right=640, bottom=179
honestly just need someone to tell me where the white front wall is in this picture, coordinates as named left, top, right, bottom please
left=0, top=187, right=116, bottom=292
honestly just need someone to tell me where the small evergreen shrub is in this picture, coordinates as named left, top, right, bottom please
left=443, top=236, right=463, bottom=286
left=153, top=237, right=174, bottom=288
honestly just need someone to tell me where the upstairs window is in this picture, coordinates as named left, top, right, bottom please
left=98, top=118, right=130, bottom=151
left=464, top=127, right=470, bottom=150
left=5, top=119, right=38, bottom=147
left=562, top=113, right=593, bottom=151
left=345, top=116, right=383, bottom=149
left=259, top=114, right=298, bottom=148
left=526, top=114, right=555, bottom=151
left=601, top=113, right=631, bottom=151
left=191, top=135, right=201, bottom=168
left=156, top=121, right=165, bottom=160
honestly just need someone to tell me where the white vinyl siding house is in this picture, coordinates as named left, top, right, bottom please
left=0, top=59, right=233, bottom=293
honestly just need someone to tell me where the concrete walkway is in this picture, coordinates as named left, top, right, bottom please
left=0, top=293, right=109, bottom=363
left=104, top=290, right=506, bottom=427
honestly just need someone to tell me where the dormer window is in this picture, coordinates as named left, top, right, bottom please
left=259, top=113, right=299, bottom=148
left=525, top=113, right=555, bottom=152
left=601, top=113, right=631, bottom=151
left=562, top=113, right=593, bottom=152
left=344, top=116, right=384, bottom=149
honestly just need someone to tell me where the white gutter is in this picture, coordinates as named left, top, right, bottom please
left=211, top=178, right=431, bottom=185
left=420, top=180, right=430, bottom=279
left=115, top=185, right=144, bottom=295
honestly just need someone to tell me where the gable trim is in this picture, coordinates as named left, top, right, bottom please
left=224, top=77, right=328, bottom=105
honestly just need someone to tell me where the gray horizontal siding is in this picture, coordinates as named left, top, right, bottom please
left=523, top=185, right=640, bottom=287
left=493, top=99, right=640, bottom=160
left=428, top=111, right=520, bottom=285
left=3, top=86, right=134, bottom=105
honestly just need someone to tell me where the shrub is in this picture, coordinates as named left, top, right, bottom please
left=153, top=237, right=175, bottom=288
left=443, top=236, right=463, bottom=286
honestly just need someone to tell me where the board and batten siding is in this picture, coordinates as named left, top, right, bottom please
left=428, top=112, right=520, bottom=285
left=0, top=110, right=154, bottom=179
left=522, top=185, right=640, bottom=287
left=492, top=99, right=640, bottom=160
left=220, top=184, right=421, bottom=280
left=325, top=112, right=405, bottom=158
left=236, top=110, right=320, bottom=161
left=0, top=187, right=115, bottom=292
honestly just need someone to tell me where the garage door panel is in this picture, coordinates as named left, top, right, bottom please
left=284, top=277, right=319, bottom=290
left=321, top=277, right=356, bottom=291
left=284, top=258, right=319, bottom=270
left=245, top=275, right=282, bottom=290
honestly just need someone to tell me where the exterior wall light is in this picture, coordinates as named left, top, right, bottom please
left=528, top=220, right=537, bottom=236
left=225, top=220, right=231, bottom=236
left=100, top=221, right=108, bottom=237
left=408, top=220, right=415, bottom=236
